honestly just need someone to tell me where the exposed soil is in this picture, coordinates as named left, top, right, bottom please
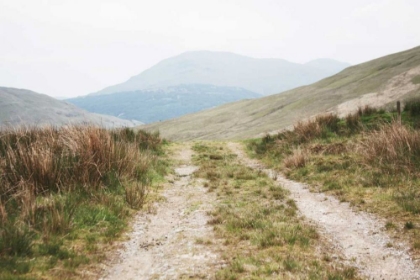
left=228, top=142, right=420, bottom=280
left=99, top=144, right=221, bottom=280
left=335, top=66, right=420, bottom=117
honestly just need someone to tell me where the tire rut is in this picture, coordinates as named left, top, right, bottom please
left=228, top=142, right=420, bottom=280
left=99, top=144, right=221, bottom=280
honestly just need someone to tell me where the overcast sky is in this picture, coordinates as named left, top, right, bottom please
left=1, top=0, right=419, bottom=98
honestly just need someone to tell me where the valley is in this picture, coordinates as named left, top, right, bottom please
left=67, top=84, right=261, bottom=124
left=1, top=37, right=420, bottom=279
left=3, top=0, right=420, bottom=278
left=67, top=51, right=348, bottom=124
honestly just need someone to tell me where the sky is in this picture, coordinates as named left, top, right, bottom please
left=0, top=0, right=419, bottom=98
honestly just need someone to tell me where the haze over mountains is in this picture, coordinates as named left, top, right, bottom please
left=67, top=84, right=260, bottom=123
left=143, top=46, right=420, bottom=140
left=0, top=87, right=141, bottom=128
left=67, top=51, right=349, bottom=123
left=92, top=51, right=350, bottom=96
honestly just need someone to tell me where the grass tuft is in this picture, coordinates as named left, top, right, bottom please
left=0, top=125, right=166, bottom=278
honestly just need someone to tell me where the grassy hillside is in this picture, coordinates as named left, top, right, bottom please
left=67, top=84, right=260, bottom=123
left=93, top=51, right=349, bottom=96
left=142, top=46, right=420, bottom=141
left=246, top=103, right=420, bottom=258
left=0, top=87, right=140, bottom=128
left=0, top=126, right=166, bottom=279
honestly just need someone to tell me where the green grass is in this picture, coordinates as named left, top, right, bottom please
left=247, top=105, right=420, bottom=258
left=412, top=75, right=420, bottom=84
left=192, top=142, right=358, bottom=279
left=0, top=126, right=169, bottom=279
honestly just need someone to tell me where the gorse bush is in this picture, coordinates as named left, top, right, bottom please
left=0, top=125, right=165, bottom=278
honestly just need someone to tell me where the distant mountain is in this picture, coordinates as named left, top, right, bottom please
left=67, top=84, right=261, bottom=123
left=142, top=46, right=420, bottom=141
left=0, top=87, right=141, bottom=128
left=92, top=51, right=350, bottom=96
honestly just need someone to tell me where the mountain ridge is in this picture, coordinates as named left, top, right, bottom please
left=0, top=87, right=141, bottom=128
left=91, top=51, right=350, bottom=96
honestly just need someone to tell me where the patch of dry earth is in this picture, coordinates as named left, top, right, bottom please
left=335, top=65, right=420, bottom=117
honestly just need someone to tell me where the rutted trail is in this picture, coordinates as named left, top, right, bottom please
left=228, top=142, right=420, bottom=280
left=100, top=144, right=220, bottom=280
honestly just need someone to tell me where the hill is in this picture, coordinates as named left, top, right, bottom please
left=67, top=84, right=261, bottom=123
left=92, top=51, right=350, bottom=96
left=142, top=46, right=420, bottom=140
left=0, top=87, right=141, bottom=128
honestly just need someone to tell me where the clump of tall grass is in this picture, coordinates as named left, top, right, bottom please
left=249, top=107, right=382, bottom=160
left=283, top=148, right=308, bottom=169
left=291, top=114, right=340, bottom=144
left=359, top=121, right=420, bottom=170
left=0, top=125, right=158, bottom=197
left=0, top=125, right=163, bottom=275
left=249, top=114, right=341, bottom=162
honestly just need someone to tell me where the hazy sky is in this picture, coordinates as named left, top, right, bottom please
left=1, top=0, right=419, bottom=98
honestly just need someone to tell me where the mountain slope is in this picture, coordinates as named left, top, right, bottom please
left=142, top=46, right=420, bottom=140
left=67, top=84, right=261, bottom=123
left=92, top=51, right=350, bottom=96
left=0, top=87, right=140, bottom=127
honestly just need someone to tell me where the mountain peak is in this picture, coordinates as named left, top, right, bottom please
left=91, top=51, right=349, bottom=96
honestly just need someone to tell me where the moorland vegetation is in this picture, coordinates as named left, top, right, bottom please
left=248, top=99, right=420, bottom=255
left=0, top=126, right=166, bottom=279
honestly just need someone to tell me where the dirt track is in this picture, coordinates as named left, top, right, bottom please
left=228, top=142, right=420, bottom=280
left=99, top=142, right=419, bottom=279
left=100, top=144, right=221, bottom=280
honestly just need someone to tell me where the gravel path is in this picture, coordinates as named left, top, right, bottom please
left=228, top=142, right=420, bottom=280
left=100, top=144, right=221, bottom=280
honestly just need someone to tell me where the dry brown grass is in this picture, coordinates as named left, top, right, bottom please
left=0, top=125, right=154, bottom=197
left=359, top=121, right=420, bottom=168
left=283, top=148, right=308, bottom=169
left=249, top=111, right=420, bottom=257
left=292, top=114, right=340, bottom=143
left=0, top=125, right=165, bottom=279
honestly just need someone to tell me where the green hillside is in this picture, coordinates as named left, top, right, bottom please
left=142, top=46, right=420, bottom=140
left=67, top=84, right=261, bottom=123
left=0, top=87, right=140, bottom=128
